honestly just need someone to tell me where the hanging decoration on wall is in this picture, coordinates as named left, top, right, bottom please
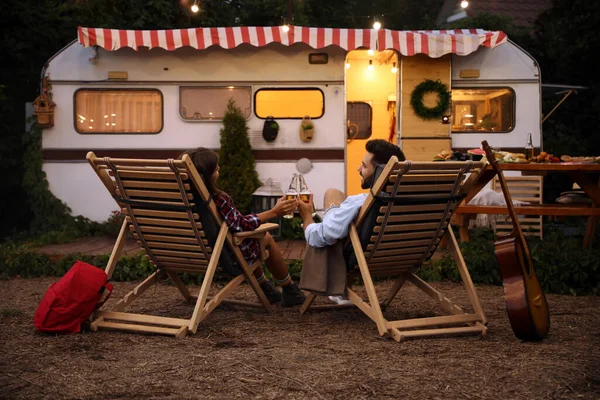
left=409, top=79, right=451, bottom=121
left=299, top=115, right=315, bottom=142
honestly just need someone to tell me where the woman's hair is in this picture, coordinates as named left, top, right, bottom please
left=177, top=147, right=222, bottom=195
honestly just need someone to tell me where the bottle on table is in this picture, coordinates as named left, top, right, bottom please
left=525, top=133, right=534, bottom=160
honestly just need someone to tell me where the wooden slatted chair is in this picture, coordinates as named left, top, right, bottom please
left=300, top=157, right=488, bottom=342
left=86, top=152, right=277, bottom=338
left=492, top=176, right=543, bottom=238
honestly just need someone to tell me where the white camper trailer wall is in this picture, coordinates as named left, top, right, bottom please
left=40, top=27, right=517, bottom=222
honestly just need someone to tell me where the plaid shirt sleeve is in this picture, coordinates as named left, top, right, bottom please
left=213, top=193, right=260, bottom=232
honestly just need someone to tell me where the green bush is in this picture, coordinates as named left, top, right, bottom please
left=217, top=99, right=262, bottom=214
left=2, top=226, right=598, bottom=296
left=418, top=228, right=600, bottom=295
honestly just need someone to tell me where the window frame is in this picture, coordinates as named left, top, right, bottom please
left=178, top=85, right=253, bottom=122
left=73, top=88, right=164, bottom=135
left=253, top=87, right=325, bottom=120
left=346, top=101, right=373, bottom=140
left=450, top=86, right=516, bottom=134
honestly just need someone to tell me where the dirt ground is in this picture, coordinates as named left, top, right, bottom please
left=1, top=277, right=598, bottom=400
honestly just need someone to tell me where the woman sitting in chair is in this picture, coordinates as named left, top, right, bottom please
left=179, top=148, right=306, bottom=307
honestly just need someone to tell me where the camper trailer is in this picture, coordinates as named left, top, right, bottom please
left=38, top=26, right=540, bottom=222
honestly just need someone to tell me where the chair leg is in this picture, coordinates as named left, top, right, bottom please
left=299, top=293, right=317, bottom=314
left=165, top=271, right=192, bottom=303
left=446, top=227, right=487, bottom=324
left=381, top=273, right=408, bottom=311
left=189, top=223, right=228, bottom=333
left=104, top=219, right=129, bottom=280
left=350, top=225, right=388, bottom=336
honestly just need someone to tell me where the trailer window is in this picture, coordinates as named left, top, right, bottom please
left=74, top=89, right=163, bottom=134
left=254, top=88, right=324, bottom=119
left=346, top=102, right=372, bottom=140
left=451, top=88, right=515, bottom=133
left=179, top=86, right=252, bottom=120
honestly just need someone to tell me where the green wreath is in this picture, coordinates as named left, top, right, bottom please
left=410, top=79, right=451, bottom=121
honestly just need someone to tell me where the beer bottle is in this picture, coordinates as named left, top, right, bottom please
left=283, top=174, right=298, bottom=219
left=298, top=174, right=316, bottom=217
left=525, top=133, right=534, bottom=160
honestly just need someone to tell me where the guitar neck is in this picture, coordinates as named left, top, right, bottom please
left=481, top=142, right=531, bottom=252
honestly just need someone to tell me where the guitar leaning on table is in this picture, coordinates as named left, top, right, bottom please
left=482, top=141, right=550, bottom=341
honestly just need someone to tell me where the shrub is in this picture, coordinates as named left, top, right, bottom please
left=217, top=99, right=262, bottom=214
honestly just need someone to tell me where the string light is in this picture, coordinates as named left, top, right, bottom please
left=368, top=49, right=374, bottom=56
left=373, top=20, right=381, bottom=30
left=345, top=62, right=351, bottom=69
left=191, top=1, right=199, bottom=13
left=368, top=60, right=374, bottom=71
left=391, top=62, right=398, bottom=73
left=461, top=0, right=469, bottom=8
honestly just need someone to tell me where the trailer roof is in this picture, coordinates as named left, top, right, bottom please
left=77, top=26, right=507, bottom=58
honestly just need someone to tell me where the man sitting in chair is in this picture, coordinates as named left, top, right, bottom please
left=297, top=139, right=405, bottom=302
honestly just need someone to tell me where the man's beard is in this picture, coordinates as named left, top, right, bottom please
left=361, top=173, right=375, bottom=190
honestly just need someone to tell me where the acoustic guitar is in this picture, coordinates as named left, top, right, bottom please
left=482, top=141, right=550, bottom=341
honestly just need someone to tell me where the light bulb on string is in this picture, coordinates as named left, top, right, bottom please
left=373, top=20, right=381, bottom=30
left=461, top=0, right=469, bottom=8
left=282, top=24, right=290, bottom=32
left=191, top=1, right=199, bottom=13
left=367, top=49, right=374, bottom=56
left=391, top=62, right=398, bottom=73
left=345, top=62, right=351, bottom=69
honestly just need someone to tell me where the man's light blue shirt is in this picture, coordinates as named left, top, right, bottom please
left=304, top=193, right=368, bottom=248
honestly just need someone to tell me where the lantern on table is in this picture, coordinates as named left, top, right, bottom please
left=251, top=178, right=283, bottom=238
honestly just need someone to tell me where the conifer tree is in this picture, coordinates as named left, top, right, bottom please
left=217, top=99, right=262, bottom=214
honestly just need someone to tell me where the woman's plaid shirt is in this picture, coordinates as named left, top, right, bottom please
left=213, top=193, right=261, bottom=265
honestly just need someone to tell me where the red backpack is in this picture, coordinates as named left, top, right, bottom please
left=34, top=260, right=113, bottom=334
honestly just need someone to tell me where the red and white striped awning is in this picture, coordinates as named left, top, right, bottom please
left=78, top=26, right=507, bottom=58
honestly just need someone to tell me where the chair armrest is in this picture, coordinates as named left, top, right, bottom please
left=232, top=223, right=279, bottom=245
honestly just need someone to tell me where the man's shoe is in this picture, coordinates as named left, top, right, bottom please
left=281, top=283, right=306, bottom=307
left=260, top=281, right=282, bottom=303
left=328, top=295, right=352, bottom=305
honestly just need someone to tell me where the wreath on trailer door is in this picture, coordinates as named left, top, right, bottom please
left=409, top=79, right=451, bottom=121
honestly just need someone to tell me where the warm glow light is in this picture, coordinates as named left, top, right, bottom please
left=191, top=3, right=199, bottom=13
left=111, top=113, right=116, bottom=116
left=111, top=123, right=116, bottom=126
left=345, top=62, right=351, bottom=69
left=461, top=0, right=468, bottom=8
left=90, top=119, right=94, bottom=122
left=88, top=126, right=93, bottom=129
left=391, top=62, right=398, bottom=73
left=368, top=60, right=374, bottom=71
left=282, top=24, right=290, bottom=32
left=227, top=86, right=234, bottom=89
left=104, top=115, right=108, bottom=118
left=367, top=49, right=374, bottom=56
left=78, top=115, right=86, bottom=121
left=105, top=123, right=109, bottom=126
left=373, top=21, right=381, bottom=30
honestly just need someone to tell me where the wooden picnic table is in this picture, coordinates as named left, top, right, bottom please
left=453, top=162, right=600, bottom=247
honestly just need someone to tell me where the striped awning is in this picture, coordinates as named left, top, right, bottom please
left=78, top=26, right=507, bottom=58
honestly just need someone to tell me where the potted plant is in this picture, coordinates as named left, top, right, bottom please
left=299, top=116, right=315, bottom=142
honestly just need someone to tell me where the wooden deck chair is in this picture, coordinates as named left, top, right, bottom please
left=492, top=176, right=543, bottom=238
left=86, top=152, right=277, bottom=338
left=300, top=157, right=488, bottom=342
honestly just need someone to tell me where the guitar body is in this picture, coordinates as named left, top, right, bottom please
left=482, top=140, right=550, bottom=341
left=494, top=234, right=550, bottom=341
